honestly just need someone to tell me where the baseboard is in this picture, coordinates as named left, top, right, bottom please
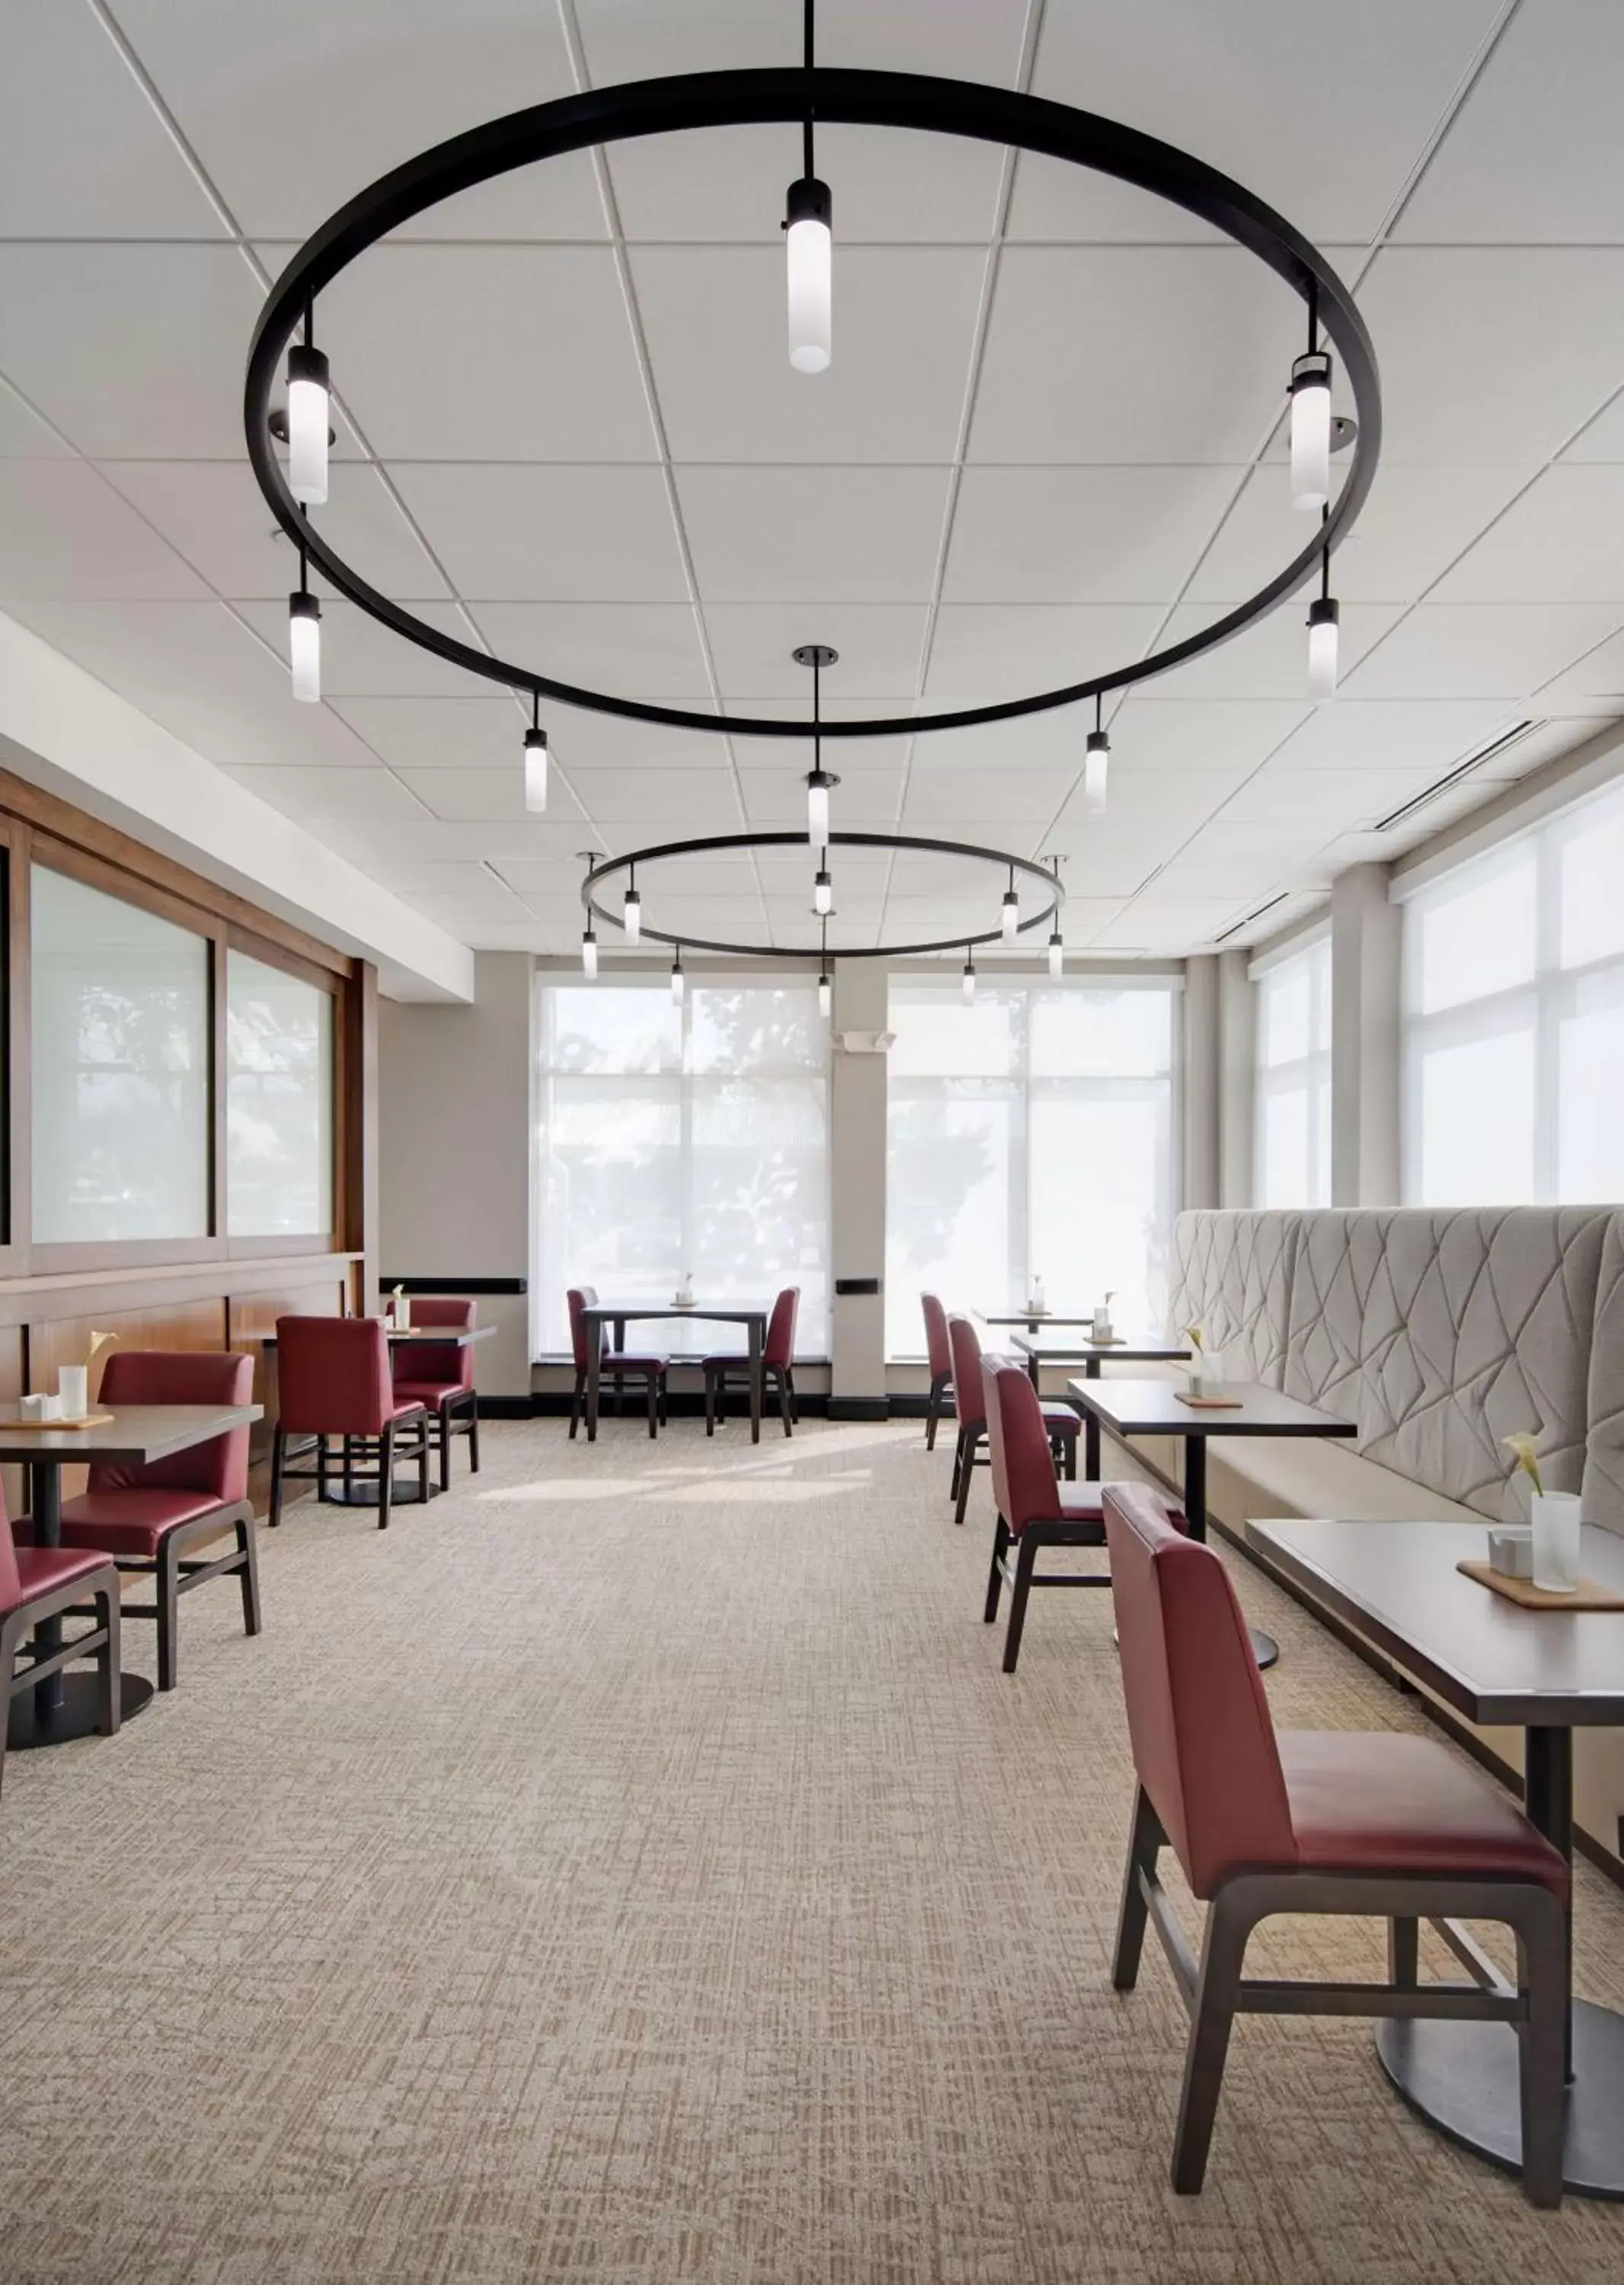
left=526, top=1389, right=833, bottom=1420
left=480, top=1395, right=542, bottom=1419
left=828, top=1397, right=889, bottom=1420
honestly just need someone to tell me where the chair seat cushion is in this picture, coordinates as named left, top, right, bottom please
left=2, top=1542, right=117, bottom=1614
left=1040, top=1401, right=1080, bottom=1436
left=55, top=1488, right=230, bottom=1559
left=392, top=1379, right=472, bottom=1407
left=1278, top=1731, right=1570, bottom=1899
left=386, top=1398, right=428, bottom=1426
left=602, top=1352, right=667, bottom=1373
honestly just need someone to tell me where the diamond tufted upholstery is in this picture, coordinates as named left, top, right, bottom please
left=1166, top=1211, right=1300, bottom=1386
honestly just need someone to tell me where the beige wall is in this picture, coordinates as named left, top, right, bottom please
left=378, top=951, right=535, bottom=1395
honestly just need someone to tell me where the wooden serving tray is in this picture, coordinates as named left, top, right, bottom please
left=1458, top=1558, right=1624, bottom=1612
left=1174, top=1391, right=1244, bottom=1410
left=0, top=1409, right=115, bottom=1432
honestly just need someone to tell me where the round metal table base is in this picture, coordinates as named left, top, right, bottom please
left=7, top=1670, right=155, bottom=1749
left=321, top=1477, right=439, bottom=1507
left=1250, top=1626, right=1280, bottom=1670
left=1378, top=1999, right=1624, bottom=2200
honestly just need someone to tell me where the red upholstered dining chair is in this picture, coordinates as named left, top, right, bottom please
left=44, top=1350, right=258, bottom=1695
left=946, top=1312, right=1077, bottom=1527
left=703, top=1286, right=799, bottom=1437
left=980, top=1360, right=1125, bottom=1673
left=2, top=1481, right=121, bottom=1798
left=270, top=1315, right=430, bottom=1529
left=920, top=1293, right=954, bottom=1451
left=1102, top=1484, right=1568, bottom=2207
left=391, top=1296, right=481, bottom=1492
left=567, top=1285, right=668, bottom=1442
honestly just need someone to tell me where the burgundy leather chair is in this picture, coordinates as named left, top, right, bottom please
left=920, top=1293, right=954, bottom=1451
left=567, top=1285, right=667, bottom=1441
left=980, top=1360, right=1129, bottom=1673
left=270, top=1315, right=430, bottom=1528
left=947, top=1312, right=1077, bottom=1526
left=2, top=1481, right=121, bottom=1797
left=703, top=1286, right=799, bottom=1437
left=391, top=1296, right=481, bottom=1492
left=42, top=1350, right=258, bottom=1694
left=1103, top=1483, right=1568, bottom=2206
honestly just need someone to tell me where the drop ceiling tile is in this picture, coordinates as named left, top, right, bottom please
left=942, top=466, right=1241, bottom=605
left=1031, top=818, right=1183, bottom=893
left=1104, top=698, right=1312, bottom=774
left=114, top=0, right=603, bottom=240
left=923, top=604, right=1168, bottom=706
left=635, top=896, right=769, bottom=938
left=328, top=817, right=604, bottom=862
left=1218, top=765, right=1444, bottom=829
left=1147, top=601, right=1405, bottom=699
left=629, top=246, right=986, bottom=464
left=1357, top=249, right=1624, bottom=464
left=331, top=696, right=523, bottom=771
left=235, top=596, right=479, bottom=696
left=101, top=459, right=450, bottom=601
left=1342, top=604, right=1624, bottom=700
left=967, top=250, right=1301, bottom=466
left=737, top=769, right=903, bottom=827
left=0, top=462, right=209, bottom=602
left=2, top=595, right=281, bottom=698
left=1534, top=628, right=1624, bottom=714
left=1430, top=467, right=1624, bottom=603
left=1150, top=857, right=1310, bottom=902
left=1267, top=700, right=1519, bottom=773
left=0, top=377, right=72, bottom=459
left=676, top=465, right=951, bottom=602
left=368, top=859, right=504, bottom=896
left=573, top=768, right=743, bottom=826
left=389, top=465, right=690, bottom=600
left=579, top=0, right=1029, bottom=90
left=397, top=767, right=590, bottom=824
left=728, top=715, right=913, bottom=773
left=406, top=891, right=539, bottom=936
left=226, top=766, right=429, bottom=823
left=902, top=772, right=1076, bottom=826
left=705, top=603, right=926, bottom=698
left=468, top=602, right=713, bottom=697
left=308, top=246, right=659, bottom=461
left=0, top=245, right=264, bottom=459
left=1189, top=464, right=1540, bottom=606
left=1015, top=0, right=1502, bottom=244
left=142, top=688, right=388, bottom=775
left=1562, top=391, right=1624, bottom=464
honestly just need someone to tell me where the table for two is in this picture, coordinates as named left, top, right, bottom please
left=577, top=1302, right=772, bottom=1444
left=261, top=1321, right=495, bottom=1504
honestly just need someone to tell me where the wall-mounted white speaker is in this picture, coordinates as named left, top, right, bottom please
left=834, top=1030, right=897, bottom=1054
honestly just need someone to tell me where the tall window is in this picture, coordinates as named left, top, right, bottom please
left=226, top=951, right=334, bottom=1235
left=1253, top=933, right=1331, bottom=1208
left=30, top=864, right=210, bottom=1243
left=885, top=980, right=1178, bottom=1355
left=535, top=979, right=830, bottom=1357
left=1402, top=777, right=1624, bottom=1204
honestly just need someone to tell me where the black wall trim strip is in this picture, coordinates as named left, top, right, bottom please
left=382, top=1275, right=529, bottom=1296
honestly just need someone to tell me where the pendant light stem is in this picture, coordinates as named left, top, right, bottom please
left=1306, top=275, right=1319, bottom=357
left=803, top=0, right=815, bottom=176
left=1321, top=505, right=1331, bottom=599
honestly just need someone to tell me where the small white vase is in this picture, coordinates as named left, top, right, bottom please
left=1530, top=1491, right=1581, bottom=1593
left=1092, top=1309, right=1112, bottom=1341
left=1190, top=1347, right=1227, bottom=1398
left=58, top=1365, right=88, bottom=1418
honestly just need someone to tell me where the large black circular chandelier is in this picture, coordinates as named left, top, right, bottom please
left=245, top=2, right=1380, bottom=980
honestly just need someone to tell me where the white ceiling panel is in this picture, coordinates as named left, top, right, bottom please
left=634, top=896, right=770, bottom=939
left=728, top=721, right=912, bottom=774
left=629, top=246, right=986, bottom=465
left=326, top=817, right=607, bottom=862
left=1218, top=765, right=1450, bottom=829
left=330, top=696, right=522, bottom=772
left=1562, top=391, right=1624, bottom=465
left=0, top=377, right=72, bottom=459
left=1429, top=467, right=1624, bottom=603
left=925, top=603, right=1177, bottom=705
left=101, top=459, right=450, bottom=601
left=1014, top=0, right=1502, bottom=244
left=466, top=603, right=712, bottom=696
left=902, top=772, right=1076, bottom=826
left=307, top=246, right=658, bottom=462
left=1105, top=697, right=1311, bottom=775
left=1093, top=898, right=1250, bottom=951
left=2, top=594, right=281, bottom=698
left=1342, top=603, right=1624, bottom=700
left=968, top=249, right=1302, bottom=466
left=1266, top=699, right=1519, bottom=774
left=225, top=765, right=429, bottom=822
left=1146, top=601, right=1405, bottom=699
left=1357, top=249, right=1624, bottom=464
left=114, top=0, right=603, bottom=240
left=367, top=858, right=507, bottom=896
left=1533, top=628, right=1624, bottom=714
left=404, top=890, right=539, bottom=938
left=571, top=768, right=743, bottom=826
left=705, top=603, right=926, bottom=698
left=0, top=245, right=264, bottom=458
left=388, top=465, right=690, bottom=601
left=676, top=465, right=951, bottom=603
left=738, top=769, right=903, bottom=827
left=1031, top=817, right=1183, bottom=890
left=398, top=768, right=590, bottom=824
left=942, top=466, right=1241, bottom=604
left=1188, top=463, right=1539, bottom=606
left=0, top=461, right=209, bottom=602
left=235, top=596, right=479, bottom=696
left=577, top=0, right=1029, bottom=86
left=0, top=0, right=229, bottom=239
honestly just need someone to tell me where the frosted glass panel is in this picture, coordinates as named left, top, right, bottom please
left=1253, top=935, right=1331, bottom=1208
left=31, top=864, right=209, bottom=1242
left=1416, top=857, right=1535, bottom=1014
left=1417, top=1030, right=1535, bottom=1206
left=226, top=952, right=334, bottom=1235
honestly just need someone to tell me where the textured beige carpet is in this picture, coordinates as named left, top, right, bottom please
left=3, top=1417, right=1624, bottom=2283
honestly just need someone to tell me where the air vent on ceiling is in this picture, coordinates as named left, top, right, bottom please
left=1373, top=720, right=1538, bottom=834
left=1213, top=892, right=1289, bottom=945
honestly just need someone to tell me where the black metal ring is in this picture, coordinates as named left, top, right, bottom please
left=245, top=66, right=1380, bottom=742
left=583, top=832, right=1063, bottom=959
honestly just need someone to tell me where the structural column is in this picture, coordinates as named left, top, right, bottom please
left=1182, top=955, right=1220, bottom=1210
left=1216, top=948, right=1255, bottom=1208
left=829, top=963, right=888, bottom=1415
left=1329, top=861, right=1402, bottom=1206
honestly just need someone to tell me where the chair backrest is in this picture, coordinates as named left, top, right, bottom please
left=765, top=1286, right=800, bottom=1369
left=275, top=1316, right=395, bottom=1438
left=396, top=1296, right=475, bottom=1389
left=948, top=1314, right=986, bottom=1430
left=981, top=1362, right=1063, bottom=1534
left=921, top=1293, right=952, bottom=1379
left=567, top=1285, right=599, bottom=1375
left=1103, top=1484, right=1296, bottom=1898
left=0, top=1474, right=19, bottom=1606
left=88, top=1349, right=254, bottom=1502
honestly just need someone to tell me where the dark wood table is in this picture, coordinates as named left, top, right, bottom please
left=1065, top=1377, right=1357, bottom=1670
left=580, top=1302, right=771, bottom=1444
left=1249, top=1515, right=1624, bottom=2200
left=1011, top=1334, right=1191, bottom=1475
left=1, top=1401, right=263, bottom=1748
left=261, top=1322, right=495, bottom=1504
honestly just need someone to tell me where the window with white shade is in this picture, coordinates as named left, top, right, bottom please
left=226, top=951, right=334, bottom=1235
left=1402, top=777, right=1624, bottom=1205
left=535, top=979, right=830, bottom=1357
left=884, top=980, right=1178, bottom=1356
left=1253, top=933, right=1331, bottom=1208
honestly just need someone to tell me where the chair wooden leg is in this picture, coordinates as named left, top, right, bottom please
left=983, top=1514, right=1009, bottom=1623
left=1388, top=1916, right=1418, bottom=1989
left=568, top=1371, right=584, bottom=1439
left=705, top=1368, right=717, bottom=1437
left=238, top=1515, right=262, bottom=1638
left=317, top=1435, right=330, bottom=1504
left=1001, top=1529, right=1040, bottom=1672
left=786, top=1368, right=799, bottom=1425
left=646, top=1372, right=659, bottom=1438
left=1172, top=1889, right=1255, bottom=2194
left=378, top=1421, right=396, bottom=1531
left=777, top=1367, right=794, bottom=1437
left=94, top=1580, right=121, bottom=1738
left=954, top=1427, right=980, bottom=1526
left=1061, top=1433, right=1077, bottom=1482
left=417, top=1414, right=431, bottom=1504
left=157, top=1539, right=181, bottom=1691
left=925, top=1375, right=944, bottom=1450
left=467, top=1400, right=481, bottom=1473
left=269, top=1426, right=286, bottom=1526
left=1515, top=1892, right=1568, bottom=2208
left=1112, top=1785, right=1163, bottom=1992
left=948, top=1426, right=964, bottom=1504
left=657, top=1373, right=667, bottom=1426
left=0, top=1616, right=18, bottom=1797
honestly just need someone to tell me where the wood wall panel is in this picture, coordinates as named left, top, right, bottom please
left=0, top=1325, right=24, bottom=1523
left=229, top=1279, right=344, bottom=1459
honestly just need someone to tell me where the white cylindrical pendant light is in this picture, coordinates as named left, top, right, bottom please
left=581, top=923, right=598, bottom=979
left=814, top=864, right=833, bottom=916
left=288, top=587, right=321, bottom=703
left=1083, top=727, right=1110, bottom=814
left=286, top=340, right=331, bottom=507
left=622, top=880, right=641, bottom=941
left=670, top=948, right=685, bottom=1005
left=1289, top=350, right=1333, bottom=513
left=962, top=951, right=976, bottom=1005
left=785, top=175, right=832, bottom=374
left=523, top=723, right=548, bottom=813
left=1001, top=875, right=1019, bottom=942
left=806, top=766, right=833, bottom=845
left=1307, top=595, right=1340, bottom=701
left=818, top=969, right=832, bottom=1019
left=1047, top=928, right=1064, bottom=980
